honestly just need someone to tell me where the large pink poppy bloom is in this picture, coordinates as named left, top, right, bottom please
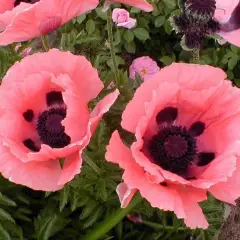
left=0, top=48, right=119, bottom=191
left=106, top=63, right=240, bottom=229
left=214, top=0, right=240, bottom=47
left=104, top=0, right=153, bottom=12
left=0, top=0, right=99, bottom=46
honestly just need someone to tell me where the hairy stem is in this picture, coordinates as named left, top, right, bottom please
left=81, top=192, right=142, bottom=240
left=41, top=35, right=50, bottom=51
left=192, top=48, right=200, bottom=64
left=107, top=8, right=120, bottom=88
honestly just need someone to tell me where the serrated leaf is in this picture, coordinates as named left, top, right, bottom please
left=0, top=224, right=10, bottom=240
left=0, top=208, right=15, bottom=223
left=0, top=192, right=16, bottom=207
left=59, top=185, right=70, bottom=212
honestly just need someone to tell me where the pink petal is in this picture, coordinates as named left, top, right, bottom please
left=218, top=29, right=240, bottom=48
left=215, top=0, right=239, bottom=23
left=58, top=151, right=82, bottom=185
left=208, top=142, right=240, bottom=204
left=0, top=3, right=30, bottom=31
left=0, top=142, right=62, bottom=191
left=90, top=89, right=119, bottom=134
left=116, top=183, right=137, bottom=208
left=3, top=49, right=104, bottom=104
left=106, top=131, right=208, bottom=229
left=122, top=63, right=226, bottom=133
left=0, top=0, right=14, bottom=13
left=0, top=0, right=99, bottom=45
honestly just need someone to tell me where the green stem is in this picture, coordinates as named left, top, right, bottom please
left=141, top=220, right=189, bottom=231
left=81, top=192, right=142, bottom=240
left=192, top=48, right=200, bottom=64
left=41, top=35, right=50, bottom=51
left=107, top=8, right=120, bottom=88
left=82, top=152, right=101, bottom=175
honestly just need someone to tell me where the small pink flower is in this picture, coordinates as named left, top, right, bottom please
left=106, top=63, right=240, bottom=229
left=214, top=0, right=240, bottom=47
left=15, top=43, right=32, bottom=57
left=107, top=81, right=115, bottom=89
left=0, top=49, right=119, bottom=191
left=104, top=0, right=153, bottom=12
left=0, top=0, right=99, bottom=46
left=129, top=56, right=160, bottom=81
left=112, top=8, right=136, bottom=29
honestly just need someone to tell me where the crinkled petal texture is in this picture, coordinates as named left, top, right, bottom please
left=214, top=0, right=240, bottom=47
left=107, top=0, right=153, bottom=12
left=0, top=49, right=119, bottom=191
left=106, top=63, right=240, bottom=229
left=0, top=0, right=99, bottom=45
left=215, top=0, right=239, bottom=23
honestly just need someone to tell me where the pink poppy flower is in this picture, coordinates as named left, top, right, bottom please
left=129, top=56, right=160, bottom=81
left=0, top=48, right=119, bottom=191
left=104, top=0, right=153, bottom=12
left=0, top=0, right=99, bottom=46
left=112, top=8, right=136, bottom=29
left=214, top=0, right=240, bottom=47
left=106, top=63, right=240, bottom=229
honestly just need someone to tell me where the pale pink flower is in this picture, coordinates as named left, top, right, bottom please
left=0, top=0, right=99, bottom=46
left=215, top=0, right=240, bottom=47
left=0, top=49, right=119, bottom=191
left=112, top=8, right=136, bottom=29
left=129, top=56, right=160, bottom=81
left=106, top=63, right=240, bottom=229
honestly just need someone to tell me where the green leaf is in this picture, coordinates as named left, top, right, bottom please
left=160, top=56, right=174, bottom=65
left=86, top=19, right=96, bottom=34
left=155, top=16, right=165, bottom=27
left=0, top=192, right=16, bottom=207
left=124, top=30, right=134, bottom=43
left=59, top=185, right=70, bottom=212
left=133, top=28, right=150, bottom=41
left=35, top=210, right=70, bottom=240
left=76, top=14, right=86, bottom=24
left=0, top=224, right=10, bottom=240
left=0, top=209, right=15, bottom=223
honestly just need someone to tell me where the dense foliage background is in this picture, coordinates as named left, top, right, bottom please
left=0, top=0, right=238, bottom=239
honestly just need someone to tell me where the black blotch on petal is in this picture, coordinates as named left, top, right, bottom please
left=189, top=121, right=205, bottom=137
left=160, top=182, right=168, bottom=187
left=23, top=109, right=34, bottom=122
left=46, top=91, right=64, bottom=106
left=156, top=107, right=178, bottom=124
left=197, top=152, right=215, bottom=166
left=23, top=138, right=39, bottom=152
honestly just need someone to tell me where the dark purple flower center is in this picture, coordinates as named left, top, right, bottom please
left=14, top=0, right=40, bottom=7
left=147, top=107, right=215, bottom=176
left=22, top=91, right=71, bottom=151
left=36, top=107, right=71, bottom=148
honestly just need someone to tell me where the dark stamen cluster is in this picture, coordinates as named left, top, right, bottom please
left=146, top=107, right=215, bottom=178
left=171, top=0, right=220, bottom=50
left=36, top=107, right=71, bottom=148
left=148, top=125, right=197, bottom=175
